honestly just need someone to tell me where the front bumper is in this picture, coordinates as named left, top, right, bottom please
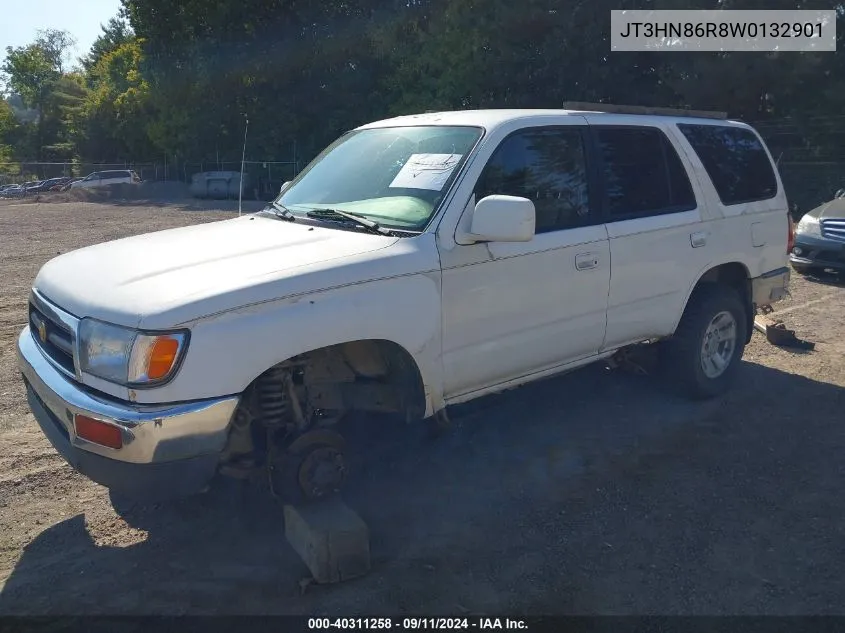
left=789, top=234, right=845, bottom=272
left=17, top=326, right=240, bottom=499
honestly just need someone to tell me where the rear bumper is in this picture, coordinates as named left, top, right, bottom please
left=17, top=326, right=240, bottom=499
left=750, top=266, right=790, bottom=307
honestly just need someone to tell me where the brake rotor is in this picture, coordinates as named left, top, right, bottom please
left=297, top=445, right=346, bottom=500
left=269, top=429, right=347, bottom=502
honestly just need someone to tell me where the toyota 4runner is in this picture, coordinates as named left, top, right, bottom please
left=17, top=105, right=792, bottom=501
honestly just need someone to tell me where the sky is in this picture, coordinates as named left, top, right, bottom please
left=0, top=0, right=123, bottom=68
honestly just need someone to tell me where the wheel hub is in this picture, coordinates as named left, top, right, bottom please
left=298, top=446, right=346, bottom=500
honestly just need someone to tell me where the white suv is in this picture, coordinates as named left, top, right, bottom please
left=17, top=106, right=791, bottom=501
left=70, top=169, right=141, bottom=189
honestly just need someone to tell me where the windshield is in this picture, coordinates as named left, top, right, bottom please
left=276, top=125, right=483, bottom=230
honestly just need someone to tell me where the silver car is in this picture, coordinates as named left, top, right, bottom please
left=790, top=192, right=845, bottom=275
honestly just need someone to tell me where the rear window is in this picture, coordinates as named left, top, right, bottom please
left=594, top=126, right=697, bottom=220
left=677, top=124, right=778, bottom=206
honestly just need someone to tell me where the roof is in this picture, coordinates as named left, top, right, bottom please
left=358, top=109, right=747, bottom=132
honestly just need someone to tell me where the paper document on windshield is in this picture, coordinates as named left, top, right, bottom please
left=389, top=153, right=463, bottom=191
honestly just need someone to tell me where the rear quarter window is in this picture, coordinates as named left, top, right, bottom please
left=677, top=123, right=778, bottom=206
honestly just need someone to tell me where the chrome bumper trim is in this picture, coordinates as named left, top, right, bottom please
left=17, top=326, right=239, bottom=464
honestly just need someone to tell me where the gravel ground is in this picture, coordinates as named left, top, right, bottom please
left=0, top=200, right=844, bottom=615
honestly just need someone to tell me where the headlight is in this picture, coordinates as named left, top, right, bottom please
left=796, top=214, right=821, bottom=237
left=78, top=318, right=188, bottom=386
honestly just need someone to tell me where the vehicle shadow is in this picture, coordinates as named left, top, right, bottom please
left=796, top=268, right=845, bottom=288
left=2, top=360, right=845, bottom=615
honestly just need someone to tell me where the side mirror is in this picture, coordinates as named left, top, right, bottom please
left=468, top=195, right=535, bottom=243
left=280, top=180, right=292, bottom=194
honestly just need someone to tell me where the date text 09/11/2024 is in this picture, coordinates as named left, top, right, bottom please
left=307, top=618, right=529, bottom=630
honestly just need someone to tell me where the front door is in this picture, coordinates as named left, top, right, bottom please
left=439, top=124, right=611, bottom=399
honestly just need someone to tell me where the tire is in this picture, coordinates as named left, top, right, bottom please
left=661, top=284, right=747, bottom=400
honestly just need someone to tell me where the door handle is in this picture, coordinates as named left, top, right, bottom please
left=575, top=252, right=600, bottom=271
left=690, top=231, right=709, bottom=248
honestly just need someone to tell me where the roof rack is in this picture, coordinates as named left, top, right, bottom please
left=562, top=102, right=728, bottom=120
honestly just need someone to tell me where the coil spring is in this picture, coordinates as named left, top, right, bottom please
left=257, top=366, right=289, bottom=427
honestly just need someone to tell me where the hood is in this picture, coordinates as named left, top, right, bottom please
left=806, top=197, right=845, bottom=220
left=34, top=215, right=399, bottom=328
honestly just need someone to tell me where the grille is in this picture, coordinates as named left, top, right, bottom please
left=821, top=218, right=845, bottom=242
left=29, top=302, right=75, bottom=375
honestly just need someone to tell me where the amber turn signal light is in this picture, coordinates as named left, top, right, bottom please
left=146, top=336, right=181, bottom=380
left=74, top=415, right=123, bottom=449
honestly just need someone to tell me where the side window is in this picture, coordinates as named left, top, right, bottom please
left=595, top=126, right=696, bottom=220
left=475, top=128, right=591, bottom=233
left=677, top=123, right=777, bottom=205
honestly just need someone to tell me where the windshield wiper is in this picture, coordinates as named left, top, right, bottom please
left=305, top=207, right=393, bottom=236
left=264, top=200, right=296, bottom=222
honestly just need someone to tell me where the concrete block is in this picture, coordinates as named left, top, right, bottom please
left=284, top=498, right=371, bottom=584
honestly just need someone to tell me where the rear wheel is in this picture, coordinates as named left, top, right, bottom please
left=661, top=284, right=747, bottom=400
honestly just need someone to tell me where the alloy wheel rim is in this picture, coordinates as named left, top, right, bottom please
left=700, top=311, right=737, bottom=379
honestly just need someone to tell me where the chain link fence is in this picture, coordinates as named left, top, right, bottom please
left=5, top=126, right=839, bottom=212
left=0, top=157, right=301, bottom=201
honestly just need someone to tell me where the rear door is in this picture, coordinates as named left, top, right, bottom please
left=587, top=121, right=711, bottom=350
left=674, top=122, right=788, bottom=278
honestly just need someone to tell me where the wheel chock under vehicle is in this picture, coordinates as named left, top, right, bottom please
left=284, top=498, right=371, bottom=584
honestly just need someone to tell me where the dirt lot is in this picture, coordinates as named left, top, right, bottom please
left=0, top=200, right=844, bottom=615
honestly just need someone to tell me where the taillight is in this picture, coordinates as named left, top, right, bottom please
left=787, top=213, right=795, bottom=253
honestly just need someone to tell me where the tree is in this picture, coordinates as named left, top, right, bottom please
left=0, top=98, right=16, bottom=168
left=82, top=15, right=134, bottom=73
left=37, top=29, right=77, bottom=74
left=2, top=29, right=75, bottom=161
left=82, top=39, right=154, bottom=160
left=43, top=73, right=88, bottom=160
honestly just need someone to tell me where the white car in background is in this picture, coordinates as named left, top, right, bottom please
left=70, top=170, right=141, bottom=189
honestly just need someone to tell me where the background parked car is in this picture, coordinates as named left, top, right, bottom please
left=57, top=177, right=85, bottom=191
left=46, top=177, right=74, bottom=191
left=70, top=170, right=141, bottom=189
left=790, top=193, right=845, bottom=275
left=190, top=170, right=251, bottom=199
left=27, top=177, right=72, bottom=193
left=0, top=184, right=27, bottom=198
